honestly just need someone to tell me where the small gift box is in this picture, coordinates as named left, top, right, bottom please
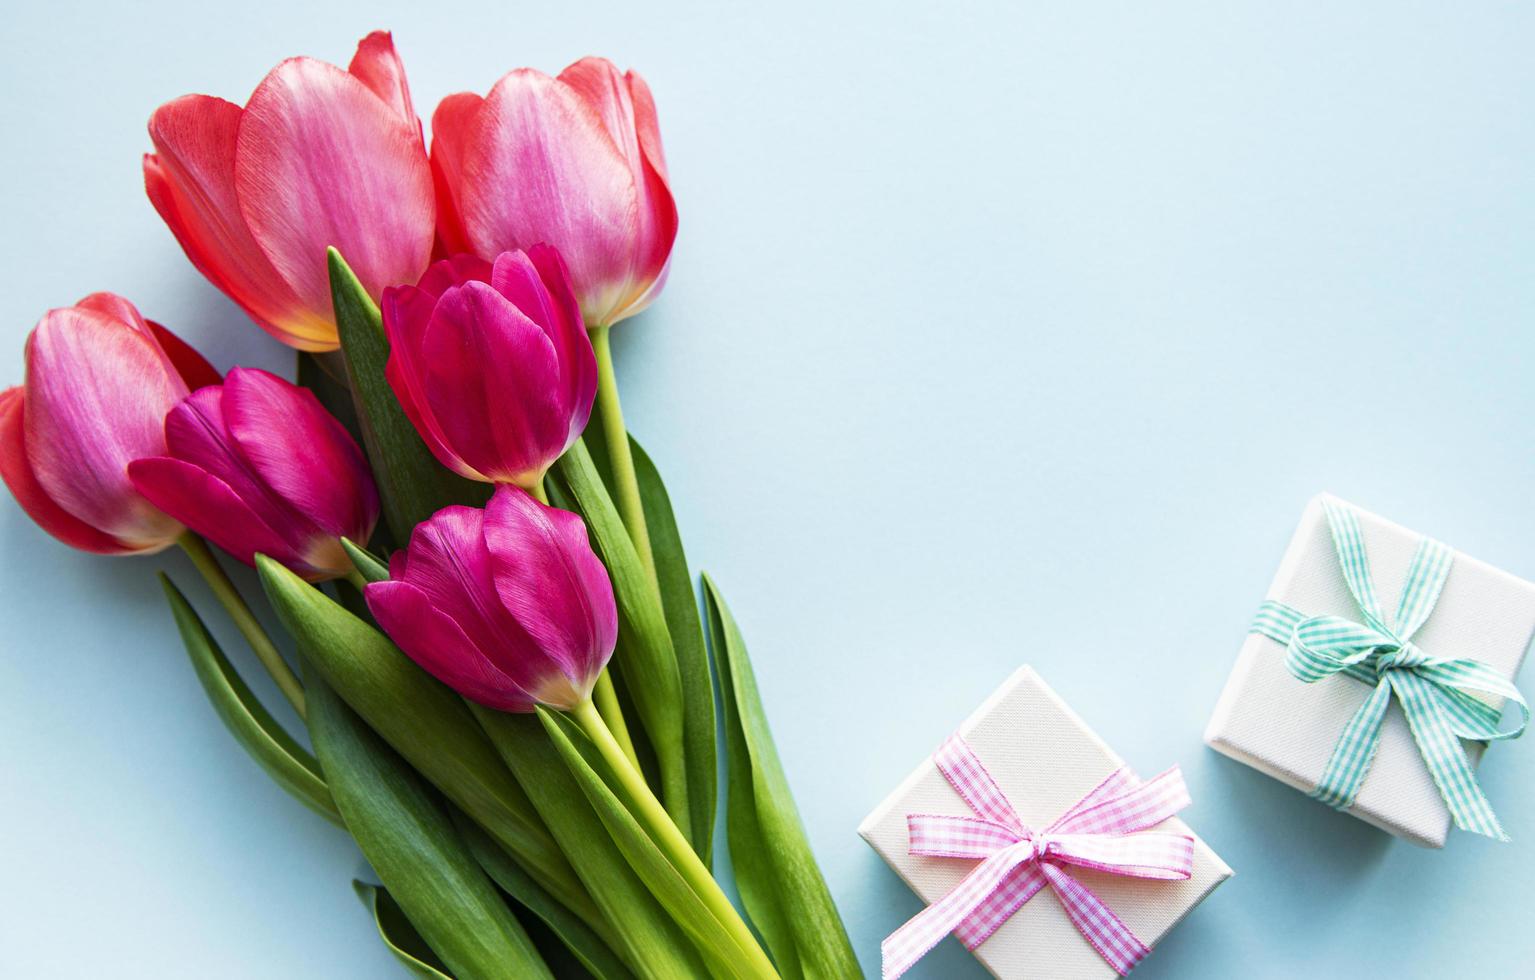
left=860, top=666, right=1231, bottom=979
left=1205, top=494, right=1533, bottom=847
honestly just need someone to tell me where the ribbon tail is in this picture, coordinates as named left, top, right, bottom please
left=1310, top=675, right=1392, bottom=811
left=881, top=844, right=1030, bottom=980
left=1392, top=671, right=1508, bottom=841
left=1040, top=863, right=1150, bottom=976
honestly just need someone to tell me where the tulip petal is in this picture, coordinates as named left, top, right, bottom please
left=381, top=284, right=483, bottom=480
left=415, top=252, right=492, bottom=300
left=557, top=61, right=678, bottom=323
left=347, top=31, right=416, bottom=125
left=236, top=56, right=434, bottom=323
left=222, top=368, right=378, bottom=541
left=417, top=281, right=567, bottom=485
left=430, top=93, right=483, bottom=257
left=128, top=457, right=299, bottom=569
left=365, top=580, right=538, bottom=712
left=389, top=506, right=558, bottom=696
left=23, top=308, right=184, bottom=548
left=145, top=96, right=330, bottom=349
left=161, top=385, right=327, bottom=553
left=144, top=319, right=223, bottom=391
left=484, top=486, right=615, bottom=703
left=460, top=69, right=639, bottom=324
left=618, top=70, right=679, bottom=320
left=0, top=388, right=140, bottom=554
left=522, top=245, right=597, bottom=442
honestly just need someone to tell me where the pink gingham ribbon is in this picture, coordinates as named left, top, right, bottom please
left=881, top=735, right=1196, bottom=979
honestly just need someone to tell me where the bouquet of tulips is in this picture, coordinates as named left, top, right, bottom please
left=2, top=32, right=859, bottom=979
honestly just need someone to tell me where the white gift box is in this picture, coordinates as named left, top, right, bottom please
left=1205, top=493, right=1535, bottom=848
left=860, top=666, right=1231, bottom=979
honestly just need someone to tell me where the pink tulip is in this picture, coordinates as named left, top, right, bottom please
left=144, top=31, right=435, bottom=352
left=380, top=247, right=596, bottom=489
left=129, top=368, right=379, bottom=581
left=365, top=486, right=617, bottom=712
left=0, top=294, right=220, bottom=554
left=431, top=57, right=677, bottom=327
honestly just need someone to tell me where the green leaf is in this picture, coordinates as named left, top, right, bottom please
left=159, top=573, right=341, bottom=827
left=550, top=440, right=691, bottom=845
left=703, top=577, right=862, bottom=980
left=452, top=809, right=636, bottom=980
left=328, top=248, right=488, bottom=543
left=255, top=556, right=600, bottom=939
left=534, top=708, right=751, bottom=979
left=353, top=881, right=452, bottom=979
left=629, top=438, right=716, bottom=867
left=472, top=707, right=708, bottom=979
left=306, top=666, right=551, bottom=979
left=342, top=537, right=390, bottom=583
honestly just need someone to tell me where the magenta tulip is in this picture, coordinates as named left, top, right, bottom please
left=0, top=293, right=219, bottom=554
left=380, top=247, right=596, bottom=489
left=129, top=368, right=379, bottom=580
left=430, top=57, right=677, bottom=328
left=365, top=486, right=616, bottom=712
left=144, top=31, right=435, bottom=351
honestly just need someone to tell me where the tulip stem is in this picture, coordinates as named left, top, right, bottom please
left=344, top=567, right=369, bottom=592
left=589, top=324, right=658, bottom=588
left=179, top=533, right=306, bottom=718
left=570, top=699, right=779, bottom=979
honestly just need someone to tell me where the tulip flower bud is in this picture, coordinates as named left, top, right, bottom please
left=144, top=31, right=435, bottom=351
left=365, top=485, right=617, bottom=712
left=381, top=247, right=596, bottom=489
left=0, top=293, right=219, bottom=554
left=128, top=367, right=379, bottom=581
left=430, top=57, right=677, bottom=328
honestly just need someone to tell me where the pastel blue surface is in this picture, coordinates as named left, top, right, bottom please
left=3, top=2, right=1532, bottom=976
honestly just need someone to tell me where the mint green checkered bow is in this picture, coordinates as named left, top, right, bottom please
left=1250, top=499, right=1528, bottom=841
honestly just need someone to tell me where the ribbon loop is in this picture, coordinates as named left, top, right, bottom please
left=881, top=736, right=1194, bottom=979
left=1248, top=499, right=1526, bottom=840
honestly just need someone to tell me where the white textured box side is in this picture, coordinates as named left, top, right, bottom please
left=860, top=666, right=1232, bottom=979
left=1205, top=493, right=1535, bottom=847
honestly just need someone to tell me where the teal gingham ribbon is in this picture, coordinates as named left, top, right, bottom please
left=1249, top=499, right=1529, bottom=841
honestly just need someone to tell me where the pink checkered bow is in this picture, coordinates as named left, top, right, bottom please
left=882, top=735, right=1196, bottom=979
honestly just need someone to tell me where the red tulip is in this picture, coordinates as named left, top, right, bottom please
left=381, top=247, right=596, bottom=489
left=144, top=31, right=435, bottom=351
left=0, top=294, right=219, bottom=554
left=431, top=58, right=677, bottom=328
left=365, top=486, right=617, bottom=712
left=129, top=368, right=379, bottom=580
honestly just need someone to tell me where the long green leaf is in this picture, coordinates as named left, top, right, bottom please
left=703, top=576, right=862, bottom=980
left=328, top=247, right=488, bottom=543
left=159, top=574, right=341, bottom=826
left=353, top=882, right=453, bottom=979
left=307, top=666, right=551, bottom=979
left=453, top=809, right=636, bottom=980
left=473, top=707, right=708, bottom=979
left=629, top=438, right=716, bottom=865
left=255, top=556, right=601, bottom=941
left=551, top=440, right=691, bottom=845
left=535, top=708, right=748, bottom=979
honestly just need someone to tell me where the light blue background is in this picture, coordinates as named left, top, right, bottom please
left=3, top=1, right=1532, bottom=976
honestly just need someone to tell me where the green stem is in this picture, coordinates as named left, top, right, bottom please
left=534, top=474, right=641, bottom=770
left=591, top=672, right=640, bottom=771
left=178, top=533, right=306, bottom=718
left=344, top=566, right=369, bottom=592
left=589, top=324, right=658, bottom=588
left=570, top=699, right=778, bottom=980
